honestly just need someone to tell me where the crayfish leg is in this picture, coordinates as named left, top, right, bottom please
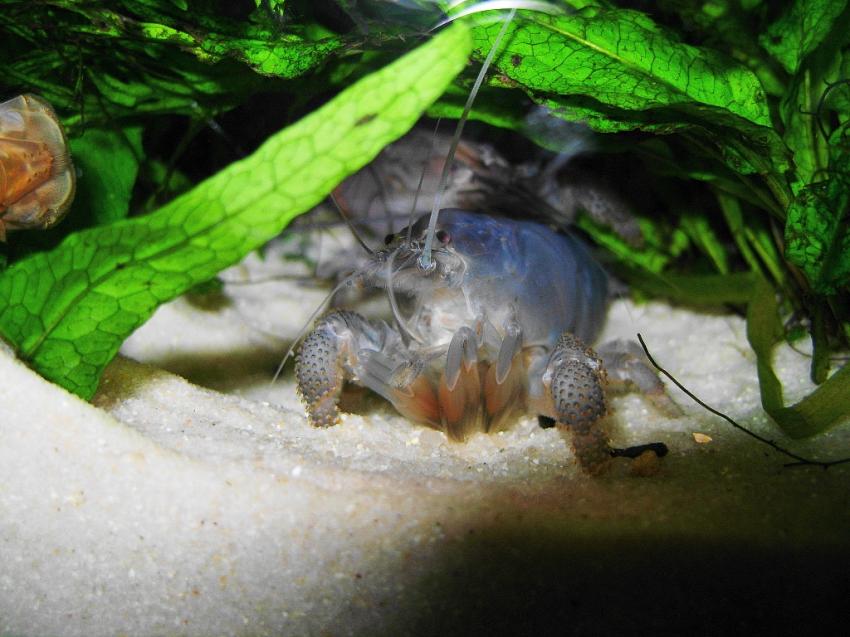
left=596, top=339, right=682, bottom=417
left=483, top=353, right=526, bottom=433
left=439, top=326, right=483, bottom=440
left=384, top=374, right=442, bottom=429
left=358, top=350, right=443, bottom=428
left=438, top=361, right=483, bottom=441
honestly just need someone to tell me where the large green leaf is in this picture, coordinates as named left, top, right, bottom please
left=781, top=71, right=831, bottom=191
left=775, top=5, right=848, bottom=192
left=456, top=7, right=788, bottom=181
left=0, top=23, right=471, bottom=399
left=654, top=0, right=786, bottom=97
left=470, top=7, right=771, bottom=127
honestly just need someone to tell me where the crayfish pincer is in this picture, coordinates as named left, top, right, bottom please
left=295, top=209, right=673, bottom=475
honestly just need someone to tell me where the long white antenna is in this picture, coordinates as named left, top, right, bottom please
left=386, top=248, right=423, bottom=345
left=329, top=192, right=375, bottom=255
left=406, top=118, right=442, bottom=245
left=434, top=0, right=559, bottom=28
left=418, top=7, right=518, bottom=272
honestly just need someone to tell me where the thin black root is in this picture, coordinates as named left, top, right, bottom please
left=637, top=333, right=850, bottom=470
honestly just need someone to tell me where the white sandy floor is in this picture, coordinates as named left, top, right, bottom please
left=1, top=234, right=849, bottom=636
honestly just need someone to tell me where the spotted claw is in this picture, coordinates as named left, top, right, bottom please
left=295, top=310, right=381, bottom=428
left=543, top=333, right=612, bottom=474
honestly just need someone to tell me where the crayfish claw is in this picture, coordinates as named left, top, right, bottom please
left=295, top=310, right=386, bottom=428
left=543, top=333, right=612, bottom=474
left=295, top=319, right=346, bottom=428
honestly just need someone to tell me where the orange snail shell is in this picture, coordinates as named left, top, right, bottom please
left=0, top=94, right=75, bottom=241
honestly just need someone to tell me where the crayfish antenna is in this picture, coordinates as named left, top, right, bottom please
left=330, top=192, right=375, bottom=256
left=434, top=0, right=560, bottom=29
left=386, top=247, right=423, bottom=346
left=405, top=118, right=442, bottom=245
left=419, top=5, right=519, bottom=271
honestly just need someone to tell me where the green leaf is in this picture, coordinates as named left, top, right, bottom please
left=621, top=270, right=756, bottom=305
left=536, top=94, right=689, bottom=135
left=826, top=56, right=850, bottom=117
left=69, top=1, right=344, bottom=79
left=784, top=150, right=850, bottom=294
left=776, top=14, right=847, bottom=192
left=0, top=23, right=472, bottom=399
left=2, top=1, right=333, bottom=133
left=179, top=32, right=342, bottom=79
left=68, top=126, right=144, bottom=227
left=4, top=41, right=259, bottom=133
left=747, top=276, right=850, bottom=438
left=654, top=0, right=786, bottom=97
left=759, top=0, right=849, bottom=74
left=574, top=214, right=687, bottom=274
left=427, top=83, right=529, bottom=133
left=469, top=8, right=772, bottom=127
left=255, top=0, right=286, bottom=16
left=680, top=212, right=730, bottom=274
left=716, top=190, right=771, bottom=277
left=457, top=8, right=789, bottom=183
left=781, top=70, right=830, bottom=190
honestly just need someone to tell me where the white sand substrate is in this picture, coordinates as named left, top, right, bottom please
left=1, top=234, right=848, bottom=636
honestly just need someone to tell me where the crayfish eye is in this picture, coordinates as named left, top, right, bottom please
left=383, top=233, right=395, bottom=245
left=435, top=229, right=451, bottom=244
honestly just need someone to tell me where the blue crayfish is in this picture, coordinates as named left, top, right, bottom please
left=294, top=132, right=674, bottom=474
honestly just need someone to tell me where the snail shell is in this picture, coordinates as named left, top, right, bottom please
left=0, top=94, right=75, bottom=241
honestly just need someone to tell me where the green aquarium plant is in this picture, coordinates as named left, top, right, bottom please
left=0, top=0, right=848, bottom=441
